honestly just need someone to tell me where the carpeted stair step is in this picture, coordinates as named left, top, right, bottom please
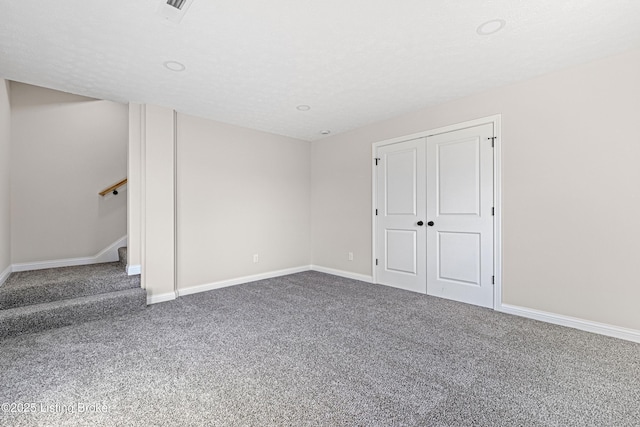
left=0, top=262, right=141, bottom=310
left=0, top=288, right=147, bottom=339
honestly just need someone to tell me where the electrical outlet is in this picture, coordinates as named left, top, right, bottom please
left=348, top=252, right=353, bottom=261
left=253, top=254, right=259, bottom=263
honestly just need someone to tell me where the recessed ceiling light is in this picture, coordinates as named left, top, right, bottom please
left=320, top=130, right=331, bottom=135
left=163, top=60, right=186, bottom=71
left=476, top=19, right=506, bottom=36
left=296, top=105, right=311, bottom=111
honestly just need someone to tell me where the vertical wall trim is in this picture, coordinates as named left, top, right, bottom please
left=140, top=105, right=147, bottom=289
left=492, top=116, right=503, bottom=311
left=126, top=103, right=143, bottom=277
left=173, top=110, right=178, bottom=295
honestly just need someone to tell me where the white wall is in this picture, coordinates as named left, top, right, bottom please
left=10, top=82, right=128, bottom=263
left=311, top=48, right=640, bottom=331
left=176, top=114, right=310, bottom=290
left=0, top=80, right=10, bottom=282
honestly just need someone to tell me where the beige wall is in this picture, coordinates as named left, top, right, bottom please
left=127, top=104, right=143, bottom=271
left=141, top=105, right=176, bottom=297
left=0, top=80, right=10, bottom=277
left=176, top=114, right=310, bottom=289
left=10, top=82, right=128, bottom=263
left=128, top=109, right=310, bottom=299
left=311, top=48, right=640, bottom=331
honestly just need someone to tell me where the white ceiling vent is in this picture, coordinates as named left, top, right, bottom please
left=157, top=0, right=194, bottom=23
left=166, top=0, right=187, bottom=10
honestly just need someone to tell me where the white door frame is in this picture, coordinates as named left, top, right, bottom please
left=372, top=114, right=502, bottom=309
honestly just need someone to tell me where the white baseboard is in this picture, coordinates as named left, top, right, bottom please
left=150, top=265, right=373, bottom=303
left=11, top=236, right=128, bottom=272
left=310, top=265, right=374, bottom=283
left=177, top=266, right=311, bottom=297
left=127, top=264, right=141, bottom=275
left=497, top=303, right=640, bottom=344
left=147, top=291, right=177, bottom=305
left=0, top=264, right=11, bottom=287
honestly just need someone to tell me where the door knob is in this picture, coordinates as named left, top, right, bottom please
left=427, top=221, right=434, bottom=226
left=417, top=221, right=424, bottom=226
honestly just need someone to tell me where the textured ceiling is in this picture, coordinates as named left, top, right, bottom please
left=1, top=0, right=640, bottom=141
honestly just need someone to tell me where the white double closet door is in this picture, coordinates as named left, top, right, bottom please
left=375, top=123, right=495, bottom=308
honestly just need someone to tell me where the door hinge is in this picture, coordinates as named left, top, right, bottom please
left=492, top=207, right=495, bottom=216
left=488, top=136, right=497, bottom=147
left=375, top=209, right=378, bottom=216
left=375, top=157, right=381, bottom=165
left=492, top=275, right=495, bottom=285
left=376, top=259, right=379, bottom=266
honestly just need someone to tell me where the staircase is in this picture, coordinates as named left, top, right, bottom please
left=0, top=248, right=146, bottom=339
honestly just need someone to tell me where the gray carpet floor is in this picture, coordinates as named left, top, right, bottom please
left=1, top=271, right=638, bottom=426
